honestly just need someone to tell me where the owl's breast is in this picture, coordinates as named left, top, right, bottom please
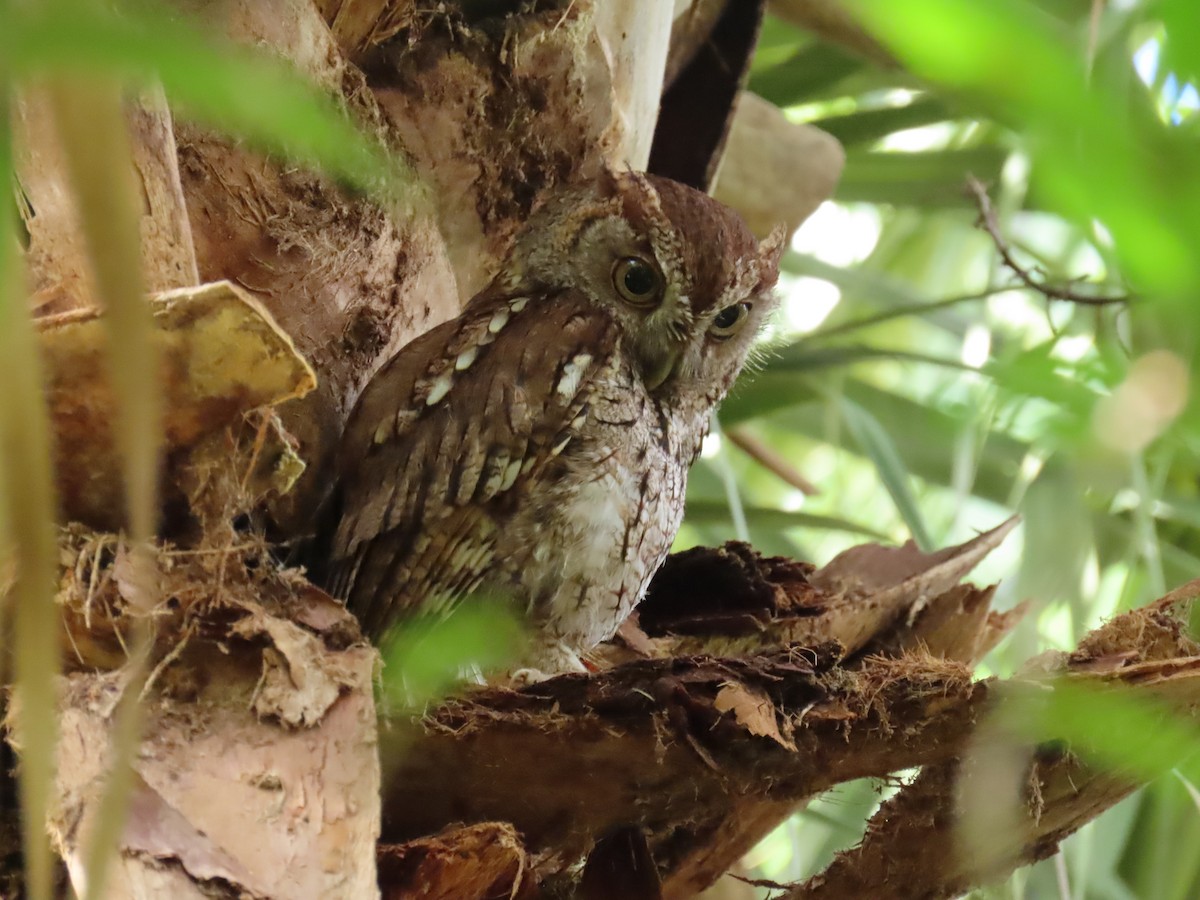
left=494, top=397, right=691, bottom=655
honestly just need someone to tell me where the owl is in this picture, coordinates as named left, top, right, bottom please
left=317, top=169, right=783, bottom=676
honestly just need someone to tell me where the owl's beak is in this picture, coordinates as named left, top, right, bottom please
left=641, top=346, right=682, bottom=391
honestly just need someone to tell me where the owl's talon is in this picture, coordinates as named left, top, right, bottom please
left=507, top=643, right=589, bottom=686
left=507, top=667, right=553, bottom=687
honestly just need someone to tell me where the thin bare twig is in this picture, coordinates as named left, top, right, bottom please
left=731, top=872, right=796, bottom=890
left=966, top=175, right=1130, bottom=307
left=810, top=285, right=1023, bottom=343
left=726, top=427, right=820, bottom=496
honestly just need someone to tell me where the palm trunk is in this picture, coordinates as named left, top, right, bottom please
left=6, top=2, right=1195, bottom=898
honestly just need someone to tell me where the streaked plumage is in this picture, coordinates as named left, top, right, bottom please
left=317, top=170, right=783, bottom=675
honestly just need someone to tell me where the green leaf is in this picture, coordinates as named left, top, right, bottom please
left=43, top=78, right=160, bottom=900
left=1017, top=463, right=1093, bottom=628
left=0, top=91, right=60, bottom=900
left=985, top=340, right=1111, bottom=425
left=754, top=14, right=812, bottom=69
left=684, top=499, right=890, bottom=541
left=837, top=146, right=1010, bottom=207
left=380, top=602, right=524, bottom=708
left=3, top=1, right=421, bottom=203
left=1159, top=0, right=1200, bottom=90
left=784, top=250, right=929, bottom=308
left=1002, top=678, right=1200, bottom=783
left=847, top=0, right=1200, bottom=301
left=811, top=96, right=955, bottom=147
left=841, top=399, right=935, bottom=550
left=749, top=42, right=865, bottom=107
left=721, top=372, right=821, bottom=424
left=767, top=342, right=975, bottom=374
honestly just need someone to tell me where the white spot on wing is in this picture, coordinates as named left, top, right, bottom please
left=510, top=297, right=529, bottom=312
left=482, top=451, right=510, bottom=497
left=488, top=308, right=510, bottom=334
left=455, top=346, right=478, bottom=371
left=449, top=541, right=474, bottom=570
left=556, top=353, right=592, bottom=398
left=425, top=372, right=453, bottom=406
left=470, top=542, right=490, bottom=572
left=395, top=408, right=417, bottom=433
left=500, top=458, right=522, bottom=491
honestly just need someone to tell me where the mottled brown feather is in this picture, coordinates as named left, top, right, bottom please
left=326, top=290, right=618, bottom=633
left=317, top=173, right=781, bottom=675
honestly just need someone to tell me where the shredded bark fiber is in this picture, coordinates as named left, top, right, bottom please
left=377, top=537, right=1200, bottom=900
left=34, top=282, right=315, bottom=532
left=29, top=527, right=380, bottom=898
left=11, top=0, right=1197, bottom=897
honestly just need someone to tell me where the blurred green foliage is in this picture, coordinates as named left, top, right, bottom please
left=2, top=0, right=1199, bottom=897
left=380, top=601, right=525, bottom=710
left=0, top=2, right=423, bottom=898
left=690, top=1, right=1200, bottom=896
left=2, top=0, right=418, bottom=202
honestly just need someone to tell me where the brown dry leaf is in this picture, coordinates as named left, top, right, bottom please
left=37, top=280, right=316, bottom=528
left=713, top=92, right=844, bottom=240
left=809, top=699, right=855, bottom=722
left=112, top=541, right=163, bottom=614
left=615, top=617, right=659, bottom=657
left=811, top=516, right=1018, bottom=607
left=233, top=609, right=359, bottom=728
left=290, top=582, right=356, bottom=633
left=714, top=682, right=795, bottom=750
left=378, top=822, right=529, bottom=900
left=1068, top=650, right=1140, bottom=674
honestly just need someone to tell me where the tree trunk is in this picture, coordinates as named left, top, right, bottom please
left=7, top=2, right=1198, bottom=898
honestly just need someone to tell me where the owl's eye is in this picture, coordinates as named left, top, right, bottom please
left=709, top=302, right=751, bottom=339
left=612, top=257, right=662, bottom=307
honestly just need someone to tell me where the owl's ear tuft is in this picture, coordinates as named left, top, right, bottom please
left=756, top=224, right=788, bottom=289
left=609, top=169, right=665, bottom=221
left=595, top=163, right=621, bottom=196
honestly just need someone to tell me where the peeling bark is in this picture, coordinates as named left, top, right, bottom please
left=2, top=513, right=381, bottom=897
left=378, top=822, right=533, bottom=900
left=35, top=282, right=314, bottom=531
left=15, top=87, right=198, bottom=314
left=16, top=1, right=1183, bottom=898
left=368, top=7, right=621, bottom=300
left=787, top=586, right=1200, bottom=900
left=375, top=548, right=1200, bottom=898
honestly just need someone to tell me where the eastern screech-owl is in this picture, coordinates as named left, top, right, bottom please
left=318, top=170, right=783, bottom=675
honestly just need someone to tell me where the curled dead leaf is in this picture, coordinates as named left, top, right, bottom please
left=37, top=280, right=316, bottom=529
left=714, top=681, right=795, bottom=750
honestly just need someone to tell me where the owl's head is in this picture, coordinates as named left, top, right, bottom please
left=493, top=170, right=784, bottom=401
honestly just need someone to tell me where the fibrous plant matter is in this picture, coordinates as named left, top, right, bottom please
left=380, top=536, right=1200, bottom=900
left=5, top=1, right=1199, bottom=899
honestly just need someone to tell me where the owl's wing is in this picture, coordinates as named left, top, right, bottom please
left=324, top=290, right=619, bottom=636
